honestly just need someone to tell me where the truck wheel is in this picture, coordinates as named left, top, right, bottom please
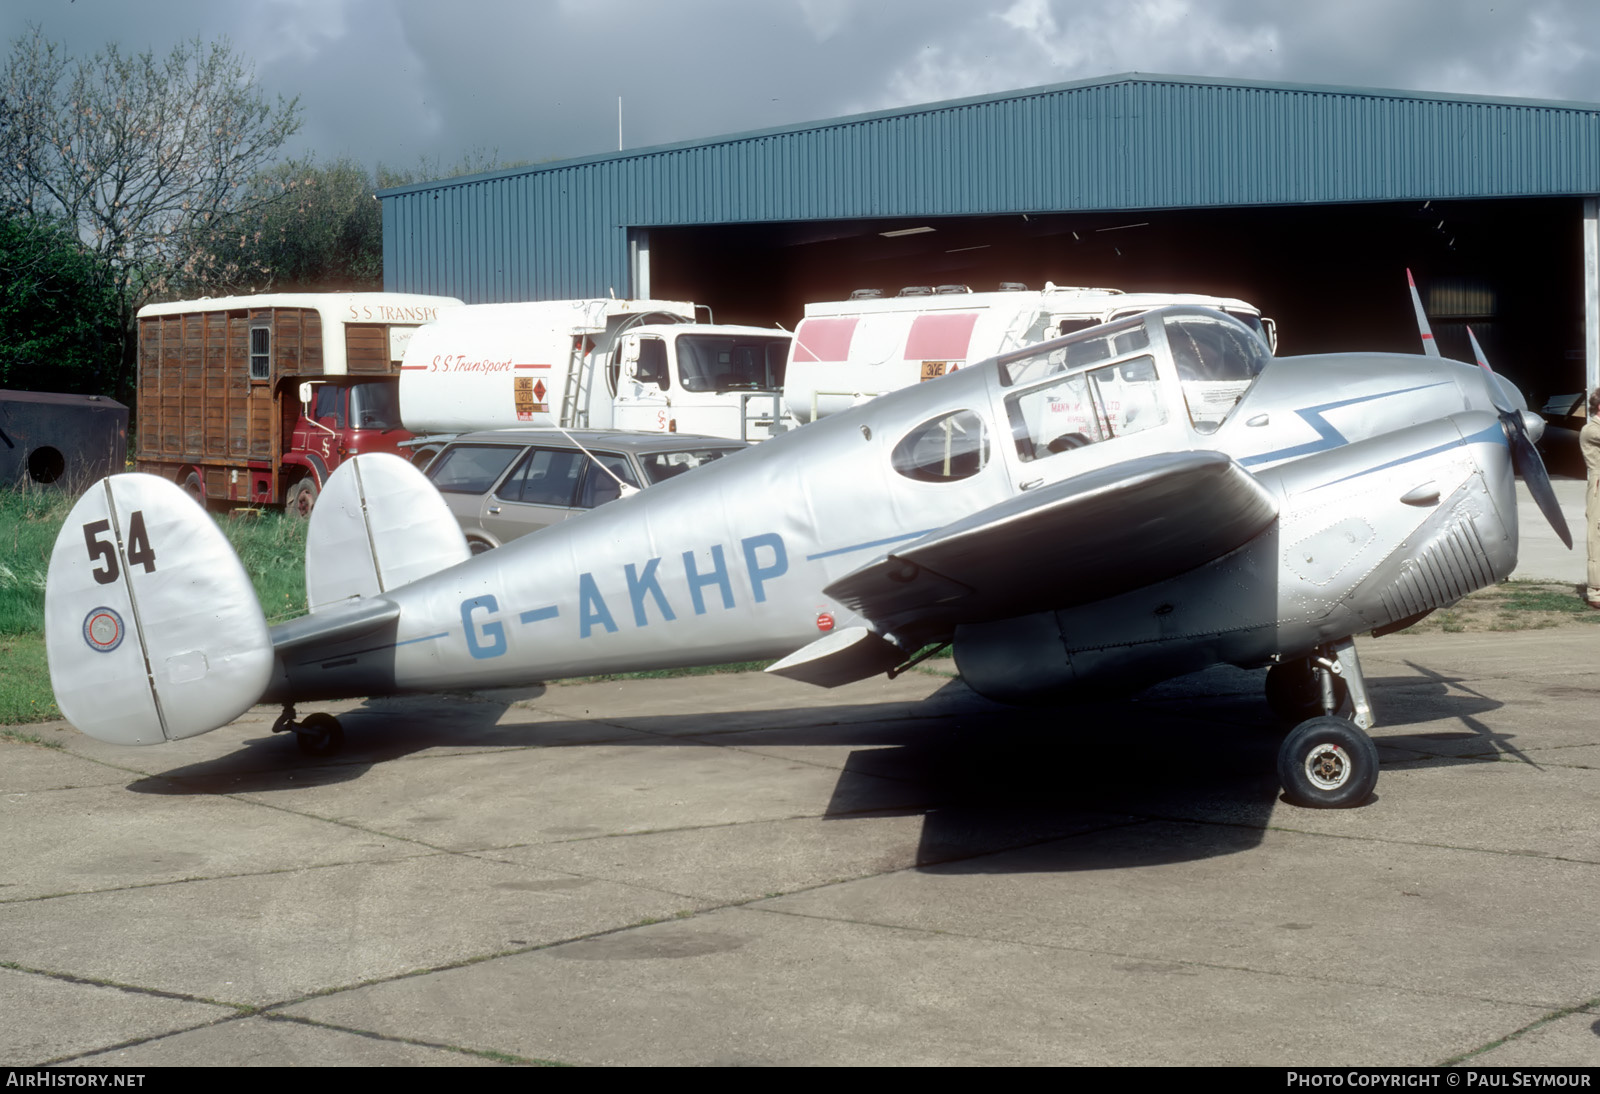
left=287, top=478, right=319, bottom=519
left=182, top=472, right=206, bottom=508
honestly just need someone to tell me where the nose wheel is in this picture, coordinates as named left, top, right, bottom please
left=272, top=705, right=346, bottom=757
left=1272, top=638, right=1379, bottom=808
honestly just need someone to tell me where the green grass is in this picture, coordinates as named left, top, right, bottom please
left=0, top=634, right=60, bottom=724
left=0, top=487, right=74, bottom=637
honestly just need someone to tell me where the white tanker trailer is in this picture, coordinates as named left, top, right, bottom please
left=399, top=298, right=792, bottom=453
left=784, top=282, right=1275, bottom=423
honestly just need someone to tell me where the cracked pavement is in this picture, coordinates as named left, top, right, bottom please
left=2, top=627, right=1598, bottom=1066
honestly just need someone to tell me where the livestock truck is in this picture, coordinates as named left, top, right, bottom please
left=783, top=282, right=1275, bottom=422
left=135, top=292, right=463, bottom=514
left=398, top=298, right=792, bottom=456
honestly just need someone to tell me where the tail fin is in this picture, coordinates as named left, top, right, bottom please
left=305, top=453, right=469, bottom=612
left=45, top=474, right=273, bottom=744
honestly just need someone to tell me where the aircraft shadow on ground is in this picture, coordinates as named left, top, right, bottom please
left=125, top=668, right=1518, bottom=875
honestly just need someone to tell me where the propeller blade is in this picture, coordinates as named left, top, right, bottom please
left=1463, top=324, right=1572, bottom=548
left=1407, top=269, right=1440, bottom=358
left=1509, top=426, right=1573, bottom=549
left=1465, top=325, right=1517, bottom=416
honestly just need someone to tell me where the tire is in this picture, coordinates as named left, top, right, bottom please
left=1265, top=658, right=1348, bottom=724
left=181, top=471, right=206, bottom=508
left=286, top=477, right=319, bottom=519
left=467, top=537, right=494, bottom=556
left=295, top=712, right=344, bottom=757
left=1277, top=716, right=1379, bottom=808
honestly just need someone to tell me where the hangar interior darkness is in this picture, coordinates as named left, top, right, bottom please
left=651, top=197, right=1583, bottom=406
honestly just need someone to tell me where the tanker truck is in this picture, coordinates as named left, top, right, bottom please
left=783, top=282, right=1274, bottom=423
left=398, top=298, right=792, bottom=459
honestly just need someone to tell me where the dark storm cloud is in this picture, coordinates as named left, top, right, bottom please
left=3, top=0, right=1598, bottom=175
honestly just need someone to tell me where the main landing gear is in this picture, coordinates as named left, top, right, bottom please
left=1268, top=638, right=1380, bottom=809
left=272, top=705, right=345, bottom=757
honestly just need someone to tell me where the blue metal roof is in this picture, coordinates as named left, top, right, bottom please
left=381, top=72, right=1600, bottom=302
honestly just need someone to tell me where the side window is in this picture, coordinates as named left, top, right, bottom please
left=636, top=339, right=669, bottom=389
left=497, top=447, right=585, bottom=507
left=313, top=384, right=345, bottom=428
left=426, top=445, right=523, bottom=494
left=1006, top=355, right=1167, bottom=461
left=892, top=410, right=990, bottom=483
left=249, top=326, right=271, bottom=381
left=577, top=453, right=641, bottom=508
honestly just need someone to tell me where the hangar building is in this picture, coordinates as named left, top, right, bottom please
left=378, top=72, right=1600, bottom=405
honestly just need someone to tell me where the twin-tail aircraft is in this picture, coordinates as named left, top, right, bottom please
left=44, top=284, right=1570, bottom=808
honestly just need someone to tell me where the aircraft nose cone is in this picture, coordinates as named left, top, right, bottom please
left=1520, top=408, right=1546, bottom=444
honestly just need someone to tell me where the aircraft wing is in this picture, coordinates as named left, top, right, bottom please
left=825, top=450, right=1278, bottom=635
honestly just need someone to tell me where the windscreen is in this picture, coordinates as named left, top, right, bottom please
left=1164, top=312, right=1270, bottom=432
left=637, top=447, right=740, bottom=484
left=350, top=381, right=402, bottom=431
left=676, top=334, right=789, bottom=392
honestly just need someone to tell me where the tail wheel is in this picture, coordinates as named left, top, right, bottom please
left=286, top=477, right=319, bottom=519
left=295, top=712, right=344, bottom=757
left=1277, top=716, right=1379, bottom=808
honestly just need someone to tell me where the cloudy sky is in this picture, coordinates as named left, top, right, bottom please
left=4, top=0, right=1599, bottom=177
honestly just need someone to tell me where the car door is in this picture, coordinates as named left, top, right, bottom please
left=574, top=450, right=642, bottom=510
left=426, top=443, right=527, bottom=539
left=480, top=445, right=589, bottom=543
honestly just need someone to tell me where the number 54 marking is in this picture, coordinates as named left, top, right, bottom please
left=83, top=511, right=157, bottom=585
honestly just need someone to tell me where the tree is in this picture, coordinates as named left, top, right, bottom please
left=186, top=158, right=384, bottom=295
left=0, top=28, right=301, bottom=388
left=0, top=214, right=123, bottom=395
left=183, top=149, right=533, bottom=297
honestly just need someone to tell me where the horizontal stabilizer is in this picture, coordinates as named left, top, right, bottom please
left=825, top=450, right=1278, bottom=631
left=44, top=475, right=273, bottom=744
left=270, top=594, right=400, bottom=653
left=765, top=626, right=906, bottom=687
left=306, top=454, right=470, bottom=612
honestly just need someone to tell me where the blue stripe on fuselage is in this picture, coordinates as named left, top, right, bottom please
left=806, top=530, right=937, bottom=562
left=1312, top=421, right=1506, bottom=490
left=1238, top=382, right=1452, bottom=468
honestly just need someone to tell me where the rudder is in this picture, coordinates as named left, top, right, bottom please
left=44, top=474, right=273, bottom=744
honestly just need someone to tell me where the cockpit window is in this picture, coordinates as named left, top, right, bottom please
left=999, top=317, right=1150, bottom=387
left=1006, top=356, right=1169, bottom=462
left=892, top=410, right=990, bottom=482
left=1164, top=313, right=1270, bottom=433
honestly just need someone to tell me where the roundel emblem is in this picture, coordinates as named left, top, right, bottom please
left=82, top=607, right=125, bottom=653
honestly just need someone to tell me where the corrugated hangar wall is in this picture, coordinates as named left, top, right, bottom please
left=379, top=72, right=1600, bottom=395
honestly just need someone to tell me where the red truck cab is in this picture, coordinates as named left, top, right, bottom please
left=282, top=379, right=415, bottom=515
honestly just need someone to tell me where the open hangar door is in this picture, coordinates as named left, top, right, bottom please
left=649, top=196, right=1582, bottom=407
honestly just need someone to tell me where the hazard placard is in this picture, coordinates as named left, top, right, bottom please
left=514, top=377, right=548, bottom=420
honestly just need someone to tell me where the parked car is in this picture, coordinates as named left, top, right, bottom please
left=423, top=429, right=749, bottom=552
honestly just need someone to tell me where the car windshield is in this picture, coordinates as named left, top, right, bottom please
left=349, top=381, right=402, bottom=431
left=676, top=334, right=789, bottom=392
left=636, top=447, right=740, bottom=484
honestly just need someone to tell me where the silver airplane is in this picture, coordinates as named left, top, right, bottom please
left=43, top=295, right=1570, bottom=809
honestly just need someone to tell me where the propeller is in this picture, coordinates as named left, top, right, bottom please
left=1406, top=268, right=1440, bottom=358
left=1464, top=325, right=1572, bottom=549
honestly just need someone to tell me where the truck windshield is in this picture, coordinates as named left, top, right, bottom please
left=676, top=335, right=789, bottom=393
left=349, top=381, right=401, bottom=431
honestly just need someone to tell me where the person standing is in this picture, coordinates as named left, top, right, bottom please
left=1584, top=389, right=1600, bottom=607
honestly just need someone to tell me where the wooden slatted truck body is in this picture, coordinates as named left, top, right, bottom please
left=135, top=293, right=462, bottom=513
